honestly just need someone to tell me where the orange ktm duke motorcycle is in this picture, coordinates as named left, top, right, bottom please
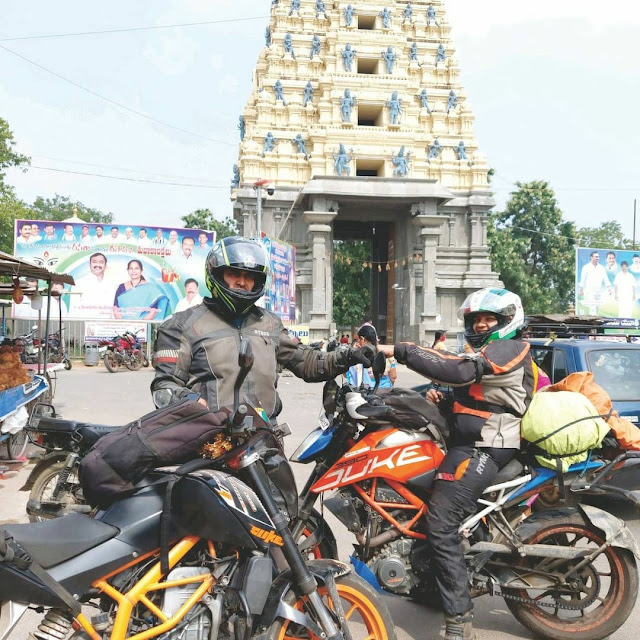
left=0, top=342, right=396, bottom=640
left=290, top=353, right=640, bottom=640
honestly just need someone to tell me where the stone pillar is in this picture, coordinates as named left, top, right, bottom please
left=302, top=210, right=337, bottom=339
left=412, top=212, right=444, bottom=345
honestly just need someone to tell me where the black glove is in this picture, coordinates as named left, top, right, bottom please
left=347, top=345, right=375, bottom=368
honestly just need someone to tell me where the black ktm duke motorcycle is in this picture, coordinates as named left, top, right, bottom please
left=0, top=342, right=396, bottom=640
left=290, top=352, right=640, bottom=640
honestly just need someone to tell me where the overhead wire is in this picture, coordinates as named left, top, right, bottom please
left=0, top=15, right=270, bottom=42
left=0, top=43, right=237, bottom=147
left=29, top=165, right=230, bottom=189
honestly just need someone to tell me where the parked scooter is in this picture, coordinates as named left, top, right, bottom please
left=19, top=326, right=72, bottom=369
left=289, top=352, right=640, bottom=640
left=0, top=341, right=395, bottom=640
left=99, top=329, right=145, bottom=372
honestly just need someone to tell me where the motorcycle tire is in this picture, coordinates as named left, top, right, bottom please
left=143, top=354, right=150, bottom=368
left=504, top=510, right=638, bottom=640
left=103, top=351, right=120, bottom=373
left=6, top=429, right=28, bottom=460
left=264, top=572, right=397, bottom=640
left=63, top=357, right=72, bottom=370
left=125, top=351, right=144, bottom=371
left=28, top=460, right=82, bottom=523
left=296, top=510, right=338, bottom=561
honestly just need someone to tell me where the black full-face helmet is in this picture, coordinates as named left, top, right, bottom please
left=205, top=237, right=268, bottom=316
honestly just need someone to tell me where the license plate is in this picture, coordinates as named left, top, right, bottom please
left=98, top=346, right=107, bottom=353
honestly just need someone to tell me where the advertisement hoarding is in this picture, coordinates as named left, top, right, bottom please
left=14, top=220, right=215, bottom=322
left=259, top=234, right=296, bottom=325
left=575, top=247, right=640, bottom=318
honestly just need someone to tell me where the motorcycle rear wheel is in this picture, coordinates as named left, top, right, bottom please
left=504, top=512, right=638, bottom=640
left=265, top=572, right=397, bottom=640
left=103, top=351, right=120, bottom=373
left=63, top=357, right=72, bottom=370
left=125, top=351, right=144, bottom=371
left=28, top=461, right=82, bottom=522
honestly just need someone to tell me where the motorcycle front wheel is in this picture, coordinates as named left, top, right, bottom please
left=265, top=572, right=397, bottom=640
left=504, top=511, right=638, bottom=640
left=28, top=461, right=82, bottom=522
left=103, top=351, right=120, bottom=373
left=125, top=351, right=144, bottom=371
left=63, top=357, right=72, bottom=370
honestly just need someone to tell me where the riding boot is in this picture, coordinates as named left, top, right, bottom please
left=443, top=612, right=476, bottom=640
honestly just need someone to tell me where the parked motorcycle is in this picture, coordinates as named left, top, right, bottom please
left=0, top=341, right=395, bottom=640
left=21, top=407, right=120, bottom=521
left=19, top=326, right=71, bottom=369
left=289, top=352, right=640, bottom=640
left=99, top=329, right=145, bottom=372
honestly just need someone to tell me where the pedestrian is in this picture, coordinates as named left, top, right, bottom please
left=432, top=330, right=447, bottom=351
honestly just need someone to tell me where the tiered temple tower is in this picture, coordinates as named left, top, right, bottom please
left=232, top=0, right=500, bottom=343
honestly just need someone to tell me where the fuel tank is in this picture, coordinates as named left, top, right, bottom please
left=311, top=428, right=445, bottom=493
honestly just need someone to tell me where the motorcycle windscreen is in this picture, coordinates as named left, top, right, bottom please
left=290, top=425, right=336, bottom=464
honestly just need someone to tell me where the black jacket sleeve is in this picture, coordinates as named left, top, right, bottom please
left=394, top=340, right=529, bottom=386
left=277, top=324, right=351, bottom=381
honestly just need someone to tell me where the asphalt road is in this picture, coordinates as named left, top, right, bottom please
left=1, top=363, right=640, bottom=639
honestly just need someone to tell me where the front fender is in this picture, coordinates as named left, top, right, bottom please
left=258, top=559, right=350, bottom=630
left=19, top=452, right=67, bottom=491
left=516, top=505, right=640, bottom=560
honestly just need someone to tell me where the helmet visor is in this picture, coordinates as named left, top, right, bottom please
left=220, top=241, right=268, bottom=273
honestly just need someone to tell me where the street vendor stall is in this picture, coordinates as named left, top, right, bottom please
left=0, top=251, right=74, bottom=459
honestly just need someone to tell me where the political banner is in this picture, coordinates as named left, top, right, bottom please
left=13, top=220, right=215, bottom=322
left=84, top=321, right=148, bottom=343
left=575, top=247, right=640, bottom=318
left=259, top=234, right=296, bottom=325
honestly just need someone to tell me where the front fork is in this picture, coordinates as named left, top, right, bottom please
left=244, top=462, right=343, bottom=640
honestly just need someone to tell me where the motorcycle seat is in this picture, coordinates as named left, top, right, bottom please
left=3, top=513, right=119, bottom=569
left=33, top=417, right=123, bottom=445
left=493, top=458, right=525, bottom=484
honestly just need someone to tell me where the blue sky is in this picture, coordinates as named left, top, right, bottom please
left=2, top=1, right=639, bottom=239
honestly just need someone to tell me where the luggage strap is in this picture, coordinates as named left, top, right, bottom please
left=160, top=458, right=218, bottom=576
left=0, top=535, right=81, bottom=616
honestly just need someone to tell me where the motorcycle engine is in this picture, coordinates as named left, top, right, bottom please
left=162, top=567, right=212, bottom=640
left=367, top=537, right=421, bottom=595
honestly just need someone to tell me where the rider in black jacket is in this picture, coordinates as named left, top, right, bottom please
left=379, top=288, right=533, bottom=640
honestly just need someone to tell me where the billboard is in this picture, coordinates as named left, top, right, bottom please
left=259, top=234, right=296, bottom=325
left=14, top=220, right=215, bottom=322
left=576, top=247, right=640, bottom=318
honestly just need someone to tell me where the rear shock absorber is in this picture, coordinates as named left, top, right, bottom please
left=51, top=453, right=79, bottom=499
left=29, top=609, right=73, bottom=640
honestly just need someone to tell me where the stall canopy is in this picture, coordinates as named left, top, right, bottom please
left=0, top=251, right=75, bottom=287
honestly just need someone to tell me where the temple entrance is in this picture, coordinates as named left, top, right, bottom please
left=333, top=220, right=393, bottom=342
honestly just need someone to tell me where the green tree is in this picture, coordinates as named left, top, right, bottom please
left=332, top=240, right=371, bottom=327
left=0, top=189, right=32, bottom=254
left=489, top=181, right=577, bottom=314
left=576, top=221, right=632, bottom=249
left=30, top=194, right=113, bottom=223
left=0, top=117, right=29, bottom=193
left=181, top=208, right=237, bottom=240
